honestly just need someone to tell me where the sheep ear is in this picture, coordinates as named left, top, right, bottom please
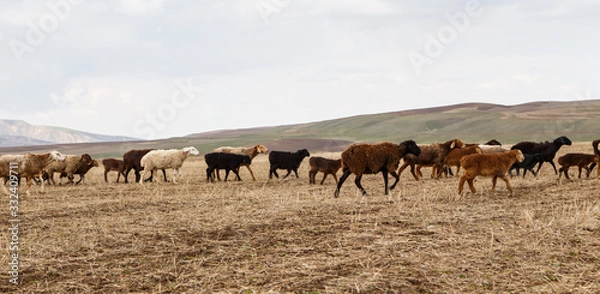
left=451, top=142, right=456, bottom=149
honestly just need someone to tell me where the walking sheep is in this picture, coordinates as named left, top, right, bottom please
left=398, top=139, right=464, bottom=181
left=557, top=153, right=600, bottom=181
left=334, top=140, right=421, bottom=197
left=268, top=149, right=311, bottom=179
left=211, top=144, right=268, bottom=181
left=458, top=149, right=524, bottom=195
left=102, top=158, right=125, bottom=183
left=511, top=136, right=572, bottom=175
left=308, top=157, right=342, bottom=185
left=139, top=147, right=200, bottom=184
left=205, top=153, right=252, bottom=182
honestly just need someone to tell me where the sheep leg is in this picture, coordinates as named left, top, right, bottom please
left=123, top=167, right=132, bottom=183
left=499, top=175, right=513, bottom=195
left=397, top=162, right=410, bottom=178
left=354, top=174, right=367, bottom=196
left=171, top=169, right=179, bottom=184
left=104, top=170, right=109, bottom=183
left=320, top=173, right=328, bottom=185
left=282, top=169, right=293, bottom=179
left=244, top=165, right=256, bottom=181
left=334, top=168, right=352, bottom=198
left=269, top=168, right=279, bottom=179
left=549, top=161, right=559, bottom=175
left=491, top=176, right=498, bottom=194
left=382, top=170, right=390, bottom=195
left=534, top=162, right=544, bottom=175
left=308, top=170, right=315, bottom=184
left=214, top=169, right=222, bottom=181
left=139, top=169, right=148, bottom=184
left=232, top=169, right=242, bottom=181
left=206, top=167, right=214, bottom=182
left=293, top=169, right=300, bottom=178
left=389, top=171, right=400, bottom=190
left=409, top=163, right=420, bottom=181
left=458, top=174, right=467, bottom=194
left=332, top=173, right=338, bottom=185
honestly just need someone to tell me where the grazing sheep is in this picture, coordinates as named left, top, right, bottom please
left=508, top=153, right=545, bottom=178
left=43, top=154, right=94, bottom=185
left=398, top=139, right=465, bottom=180
left=458, top=149, right=525, bottom=195
left=0, top=151, right=66, bottom=193
left=123, top=149, right=167, bottom=183
left=205, top=153, right=252, bottom=182
left=308, top=157, right=342, bottom=185
left=268, top=149, right=311, bottom=179
left=139, top=146, right=200, bottom=184
left=211, top=144, right=268, bottom=181
left=60, top=158, right=98, bottom=185
left=334, top=140, right=421, bottom=197
left=443, top=145, right=483, bottom=177
left=557, top=153, right=600, bottom=181
left=102, top=158, right=125, bottom=183
left=511, top=136, right=572, bottom=175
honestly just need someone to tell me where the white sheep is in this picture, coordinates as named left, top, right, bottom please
left=477, top=144, right=508, bottom=154
left=139, top=146, right=200, bottom=184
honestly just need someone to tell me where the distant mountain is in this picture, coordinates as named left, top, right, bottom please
left=1, top=100, right=599, bottom=157
left=0, top=119, right=138, bottom=148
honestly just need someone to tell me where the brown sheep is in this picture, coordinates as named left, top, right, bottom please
left=443, top=145, right=483, bottom=177
left=458, top=149, right=525, bottom=195
left=212, top=144, right=268, bottom=181
left=43, top=154, right=94, bottom=185
left=557, top=153, right=600, bottom=181
left=308, top=156, right=342, bottom=185
left=102, top=158, right=125, bottom=183
left=334, top=140, right=421, bottom=197
left=398, top=139, right=465, bottom=180
left=0, top=151, right=66, bottom=193
left=60, top=159, right=98, bottom=185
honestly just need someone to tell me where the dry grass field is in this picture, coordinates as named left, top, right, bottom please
left=1, top=143, right=599, bottom=293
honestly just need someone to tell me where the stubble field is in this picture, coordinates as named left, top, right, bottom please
left=1, top=143, right=599, bottom=293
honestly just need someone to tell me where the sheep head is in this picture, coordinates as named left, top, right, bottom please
left=183, top=146, right=200, bottom=156
left=255, top=144, right=269, bottom=154
left=399, top=140, right=420, bottom=157
left=50, top=150, right=66, bottom=162
left=514, top=150, right=525, bottom=162
left=555, top=136, right=572, bottom=146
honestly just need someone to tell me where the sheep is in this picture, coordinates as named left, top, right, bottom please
left=511, top=136, right=572, bottom=175
left=442, top=145, right=483, bottom=177
left=586, top=139, right=600, bottom=176
left=205, top=153, right=252, bottom=182
left=308, top=157, right=342, bottom=185
left=477, top=144, right=508, bottom=154
left=60, top=158, right=98, bottom=185
left=102, top=158, right=125, bottom=183
left=139, top=146, right=200, bottom=184
left=123, top=149, right=168, bottom=183
left=557, top=153, right=600, bottom=181
left=0, top=151, right=66, bottom=193
left=458, top=149, right=525, bottom=195
left=211, top=144, right=268, bottom=181
left=268, top=149, right=311, bottom=179
left=43, top=154, right=94, bottom=185
left=334, top=140, right=421, bottom=197
left=398, top=139, right=465, bottom=181
left=508, top=153, right=545, bottom=178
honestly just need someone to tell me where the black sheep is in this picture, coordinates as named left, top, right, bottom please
left=508, top=153, right=545, bottom=178
left=268, top=149, right=310, bottom=179
left=510, top=136, right=572, bottom=175
left=205, top=153, right=252, bottom=182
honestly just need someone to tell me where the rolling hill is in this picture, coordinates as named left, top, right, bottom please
left=1, top=100, right=599, bottom=157
left=0, top=119, right=137, bottom=147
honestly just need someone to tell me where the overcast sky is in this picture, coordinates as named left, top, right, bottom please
left=1, top=0, right=599, bottom=140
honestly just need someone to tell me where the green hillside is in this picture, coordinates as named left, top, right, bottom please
left=2, top=100, right=599, bottom=157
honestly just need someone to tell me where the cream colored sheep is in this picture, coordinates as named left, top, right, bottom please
left=139, top=146, right=200, bottom=184
left=0, top=151, right=66, bottom=193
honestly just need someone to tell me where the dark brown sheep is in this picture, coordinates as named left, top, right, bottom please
left=334, top=140, right=421, bottom=197
left=398, top=139, right=465, bottom=180
left=123, top=149, right=167, bottom=183
left=102, top=158, right=125, bottom=183
left=458, top=149, right=524, bottom=195
left=557, top=153, right=600, bottom=181
left=308, top=157, right=342, bottom=185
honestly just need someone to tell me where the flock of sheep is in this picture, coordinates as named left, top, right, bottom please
left=1, top=136, right=599, bottom=196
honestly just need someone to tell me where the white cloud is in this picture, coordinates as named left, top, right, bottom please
left=112, top=0, right=166, bottom=15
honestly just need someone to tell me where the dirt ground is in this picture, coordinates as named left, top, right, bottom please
left=1, top=143, right=599, bottom=293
